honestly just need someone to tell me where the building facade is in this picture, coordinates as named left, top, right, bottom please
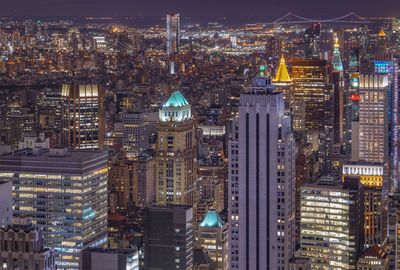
left=342, top=163, right=386, bottom=247
left=61, top=84, right=104, bottom=150
left=156, top=91, right=197, bottom=206
left=122, top=112, right=148, bottom=159
left=144, top=205, right=194, bottom=270
left=300, top=178, right=364, bottom=270
left=0, top=148, right=108, bottom=270
left=166, top=13, right=180, bottom=55
left=232, top=76, right=295, bottom=270
left=0, top=224, right=56, bottom=270
left=358, top=75, right=389, bottom=164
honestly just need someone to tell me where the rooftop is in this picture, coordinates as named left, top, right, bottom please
left=199, top=210, right=224, bottom=228
left=163, top=91, right=189, bottom=108
left=0, top=148, right=107, bottom=163
left=361, top=245, right=388, bottom=259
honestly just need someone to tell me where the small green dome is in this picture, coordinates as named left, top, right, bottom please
left=200, top=210, right=224, bottom=228
left=163, top=91, right=189, bottom=107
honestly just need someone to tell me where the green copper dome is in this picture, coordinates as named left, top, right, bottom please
left=199, top=210, right=224, bottom=228
left=163, top=91, right=189, bottom=107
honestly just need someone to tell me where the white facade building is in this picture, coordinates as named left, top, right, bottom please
left=359, top=75, right=389, bottom=164
left=229, top=76, right=295, bottom=270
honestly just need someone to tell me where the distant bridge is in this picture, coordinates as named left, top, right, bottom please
left=270, top=12, right=370, bottom=25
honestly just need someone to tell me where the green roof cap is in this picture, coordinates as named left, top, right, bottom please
left=199, top=210, right=224, bottom=228
left=163, top=91, right=189, bottom=107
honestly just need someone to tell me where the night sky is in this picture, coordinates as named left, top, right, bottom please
left=1, top=0, right=399, bottom=19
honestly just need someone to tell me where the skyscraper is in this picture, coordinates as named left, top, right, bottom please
left=304, top=23, right=321, bottom=59
left=300, top=178, right=365, bottom=270
left=291, top=59, right=331, bottom=132
left=144, top=205, right=194, bottom=270
left=373, top=58, right=399, bottom=192
left=358, top=75, right=389, bottom=164
left=342, top=163, right=386, bottom=247
left=61, top=84, right=104, bottom=150
left=156, top=91, right=196, bottom=206
left=231, top=76, right=295, bottom=269
left=228, top=118, right=239, bottom=270
left=331, top=34, right=344, bottom=166
left=166, top=13, right=180, bottom=55
left=122, top=111, right=148, bottom=159
left=292, top=59, right=333, bottom=172
left=0, top=148, right=108, bottom=270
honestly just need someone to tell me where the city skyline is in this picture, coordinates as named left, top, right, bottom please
left=0, top=5, right=400, bottom=270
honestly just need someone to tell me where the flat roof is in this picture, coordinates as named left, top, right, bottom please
left=0, top=148, right=107, bottom=163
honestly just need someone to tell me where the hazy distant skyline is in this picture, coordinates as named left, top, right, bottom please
left=1, top=0, right=399, bottom=19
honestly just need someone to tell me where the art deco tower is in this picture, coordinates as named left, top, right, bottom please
left=229, top=76, right=295, bottom=270
left=156, top=91, right=197, bottom=205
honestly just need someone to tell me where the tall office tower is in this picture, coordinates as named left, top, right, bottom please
left=166, top=13, right=180, bottom=55
left=292, top=59, right=332, bottom=172
left=273, top=55, right=293, bottom=110
left=342, top=163, right=386, bottom=247
left=81, top=248, right=139, bottom=270
left=373, top=59, right=399, bottom=192
left=156, top=91, right=196, bottom=205
left=300, top=178, right=365, bottom=270
left=0, top=223, right=56, bottom=270
left=357, top=245, right=389, bottom=270
left=61, top=84, right=104, bottom=150
left=331, top=34, right=344, bottom=166
left=0, top=148, right=108, bottom=270
left=304, top=23, right=321, bottom=59
left=350, top=93, right=361, bottom=161
left=122, top=111, right=148, bottom=159
left=198, top=210, right=228, bottom=270
left=358, top=75, right=389, bottom=165
left=346, top=48, right=361, bottom=160
left=228, top=118, right=239, bottom=270
left=144, top=206, right=194, bottom=270
left=0, top=181, right=12, bottom=227
left=292, top=59, right=331, bottom=131
left=233, top=76, right=295, bottom=270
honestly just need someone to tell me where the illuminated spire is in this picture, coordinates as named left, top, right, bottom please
left=332, top=34, right=343, bottom=72
left=378, top=29, right=386, bottom=38
left=273, top=55, right=291, bottom=82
